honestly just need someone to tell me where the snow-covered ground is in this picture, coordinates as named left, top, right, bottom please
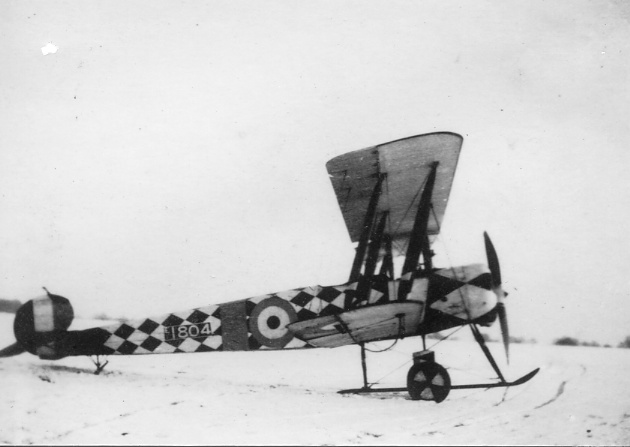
left=1, top=313, right=629, bottom=445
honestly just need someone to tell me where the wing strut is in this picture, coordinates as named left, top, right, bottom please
left=398, top=162, right=438, bottom=300
left=421, top=234, right=433, bottom=271
left=355, top=212, right=389, bottom=307
left=364, top=212, right=388, bottom=279
left=379, top=234, right=395, bottom=279
left=348, top=174, right=385, bottom=282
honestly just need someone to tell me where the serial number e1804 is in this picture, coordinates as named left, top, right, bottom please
left=164, top=322, right=213, bottom=341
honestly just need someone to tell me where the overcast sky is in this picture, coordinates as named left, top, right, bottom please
left=1, top=0, right=628, bottom=345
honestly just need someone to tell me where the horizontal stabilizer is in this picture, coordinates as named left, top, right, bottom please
left=0, top=342, right=26, bottom=358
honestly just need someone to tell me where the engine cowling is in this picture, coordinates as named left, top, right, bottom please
left=14, top=293, right=74, bottom=359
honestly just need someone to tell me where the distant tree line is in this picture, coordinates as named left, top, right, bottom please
left=509, top=335, right=538, bottom=344
left=552, top=336, right=630, bottom=349
left=93, top=312, right=129, bottom=323
left=428, top=332, right=538, bottom=344
left=431, top=332, right=630, bottom=348
left=478, top=333, right=537, bottom=344
left=619, top=336, right=630, bottom=349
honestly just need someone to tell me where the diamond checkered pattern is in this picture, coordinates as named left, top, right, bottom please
left=102, top=305, right=222, bottom=355
left=98, top=279, right=395, bottom=355
left=427, top=266, right=492, bottom=306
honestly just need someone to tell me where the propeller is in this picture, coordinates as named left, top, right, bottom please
left=484, top=231, right=510, bottom=363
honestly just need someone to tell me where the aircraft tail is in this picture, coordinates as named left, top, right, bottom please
left=1, top=291, right=77, bottom=360
left=0, top=342, right=26, bottom=358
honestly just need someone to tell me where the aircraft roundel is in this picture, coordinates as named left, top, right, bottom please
left=249, top=297, right=298, bottom=348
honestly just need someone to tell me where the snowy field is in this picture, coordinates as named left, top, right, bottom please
left=1, top=313, right=629, bottom=445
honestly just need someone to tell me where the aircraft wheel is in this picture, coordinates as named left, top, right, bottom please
left=407, top=361, right=451, bottom=403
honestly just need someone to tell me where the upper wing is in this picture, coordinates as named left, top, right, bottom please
left=326, top=132, right=463, bottom=256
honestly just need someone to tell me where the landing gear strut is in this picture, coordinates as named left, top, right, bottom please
left=338, top=330, right=539, bottom=402
left=338, top=348, right=452, bottom=403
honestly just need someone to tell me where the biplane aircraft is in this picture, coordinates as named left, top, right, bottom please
left=0, top=132, right=538, bottom=402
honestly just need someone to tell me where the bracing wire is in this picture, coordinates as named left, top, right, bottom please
left=365, top=320, right=465, bottom=386
left=367, top=325, right=466, bottom=386
left=425, top=325, right=465, bottom=351
left=369, top=357, right=413, bottom=386
left=390, top=174, right=429, bottom=258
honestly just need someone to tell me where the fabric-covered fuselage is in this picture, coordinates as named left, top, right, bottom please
left=66, top=263, right=497, bottom=357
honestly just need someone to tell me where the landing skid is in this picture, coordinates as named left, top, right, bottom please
left=450, top=367, right=539, bottom=390
left=339, top=324, right=539, bottom=402
left=338, top=367, right=539, bottom=395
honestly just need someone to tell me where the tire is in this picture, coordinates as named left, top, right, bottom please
left=407, top=361, right=451, bottom=403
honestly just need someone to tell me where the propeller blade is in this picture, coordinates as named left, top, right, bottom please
left=483, top=231, right=502, bottom=287
left=0, top=342, right=26, bottom=358
left=497, top=302, right=510, bottom=363
left=484, top=232, right=509, bottom=363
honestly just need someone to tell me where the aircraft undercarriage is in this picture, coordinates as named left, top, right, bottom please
left=338, top=324, right=540, bottom=403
